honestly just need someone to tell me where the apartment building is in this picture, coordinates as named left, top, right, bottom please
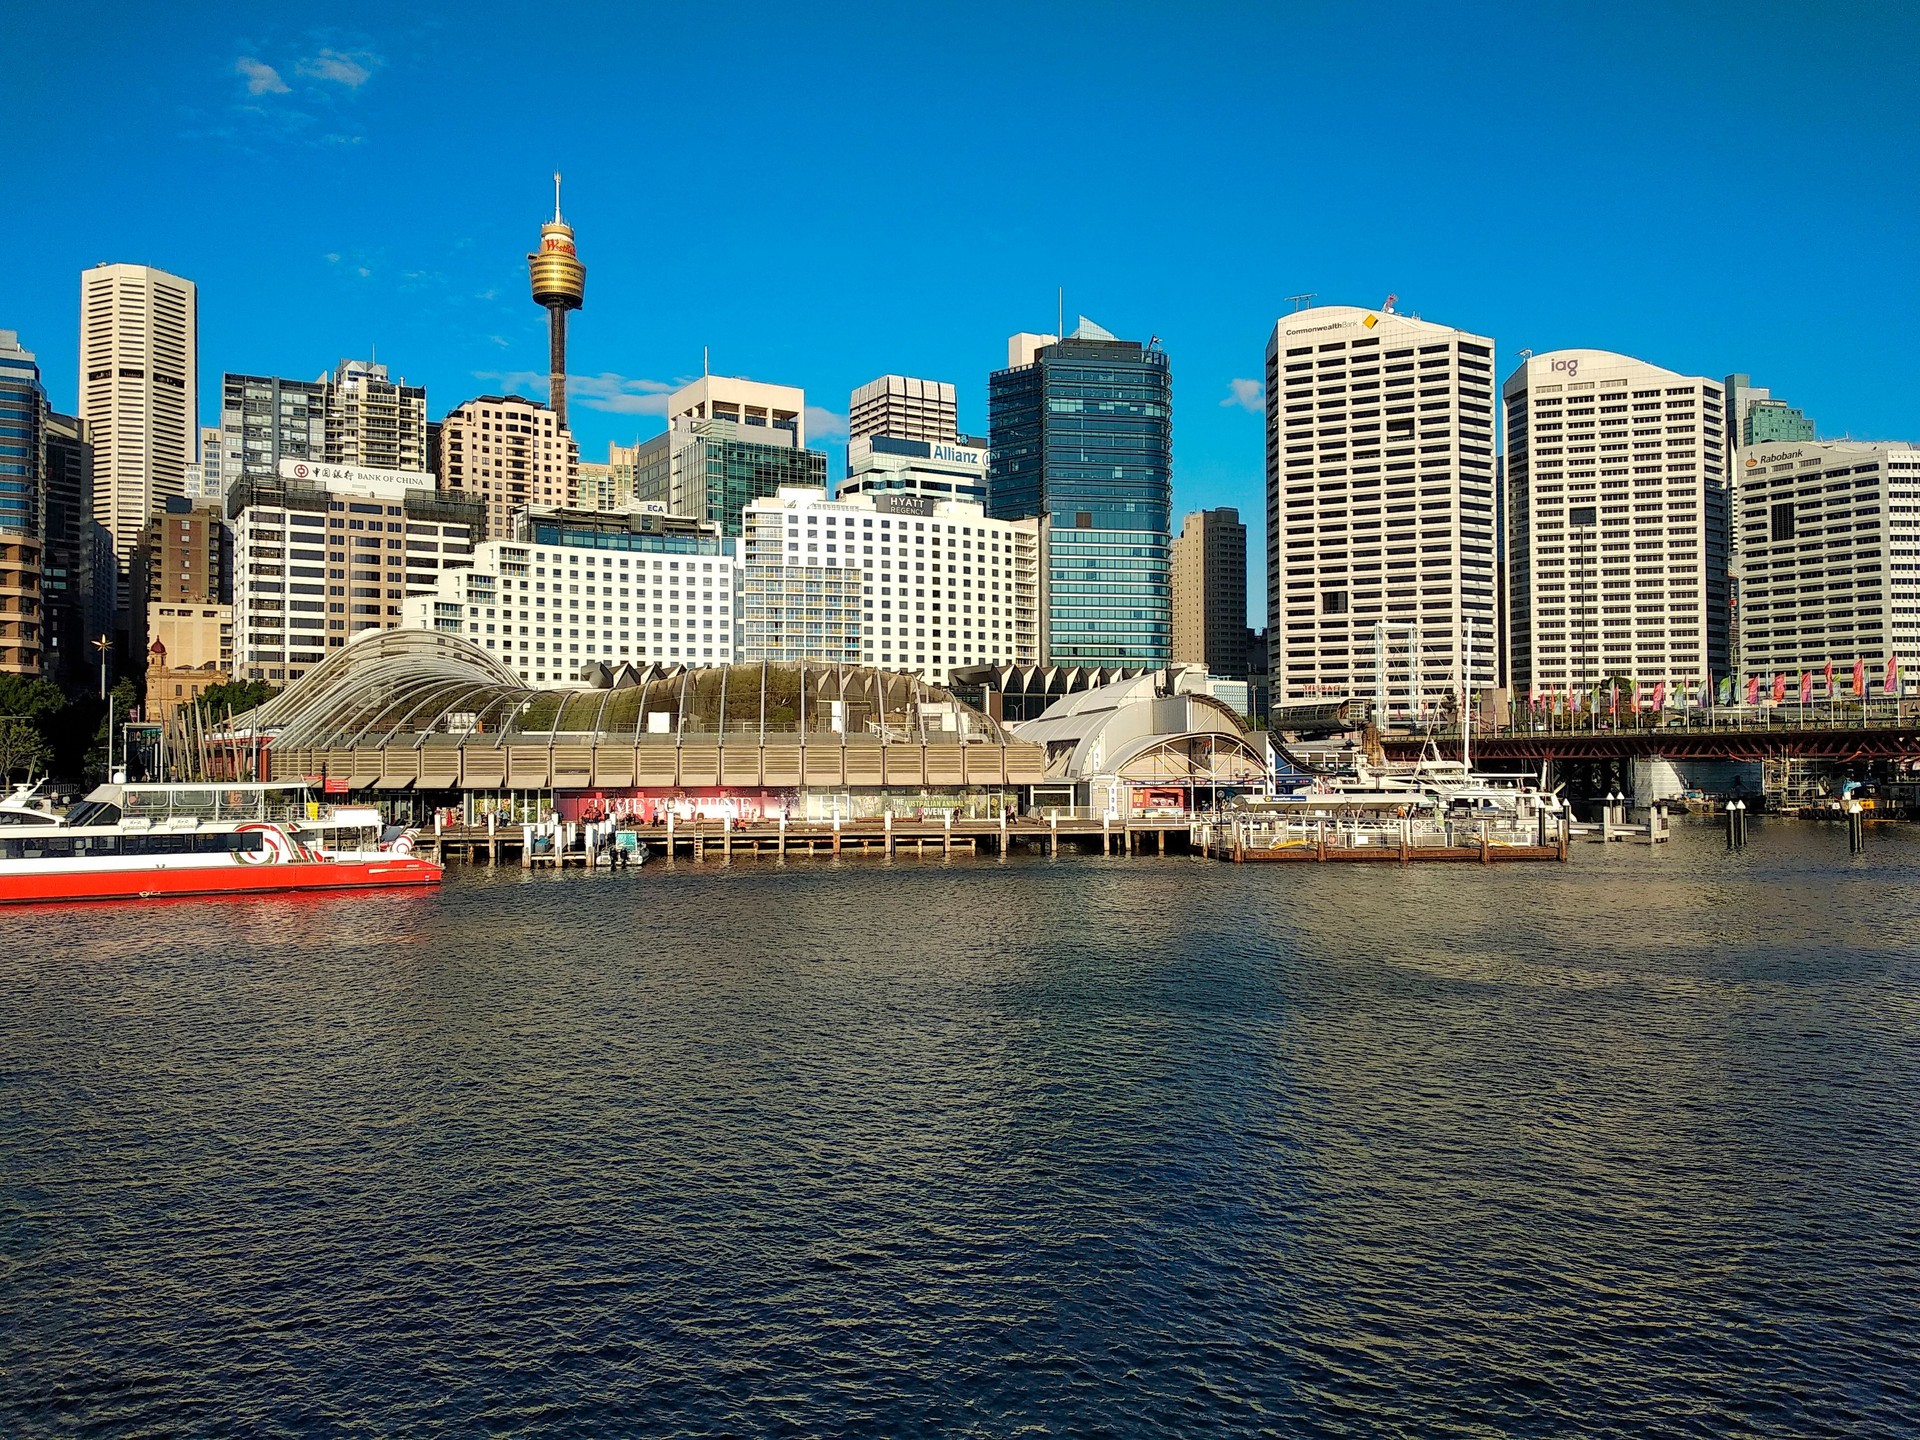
left=437, top=393, right=578, bottom=540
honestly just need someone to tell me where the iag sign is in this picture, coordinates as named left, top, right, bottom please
left=1550, top=357, right=1580, bottom=379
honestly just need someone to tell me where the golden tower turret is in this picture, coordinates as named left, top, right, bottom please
left=528, top=172, right=585, bottom=427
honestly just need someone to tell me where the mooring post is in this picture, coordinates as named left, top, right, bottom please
left=833, top=815, right=842, bottom=856
left=944, top=811, right=952, bottom=857
left=1049, top=813, right=1058, bottom=858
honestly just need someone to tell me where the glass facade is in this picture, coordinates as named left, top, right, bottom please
left=684, top=426, right=827, bottom=538
left=0, top=333, right=45, bottom=540
left=988, top=336, right=1172, bottom=667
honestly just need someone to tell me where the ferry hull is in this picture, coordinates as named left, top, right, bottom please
left=0, top=856, right=443, bottom=905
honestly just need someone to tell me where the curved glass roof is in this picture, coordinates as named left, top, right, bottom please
left=242, top=630, right=1012, bottom=750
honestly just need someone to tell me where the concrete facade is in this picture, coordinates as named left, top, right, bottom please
left=741, top=486, right=1042, bottom=684
left=1171, top=506, right=1247, bottom=677
left=1504, top=350, right=1728, bottom=695
left=1265, top=305, right=1497, bottom=711
left=849, top=375, right=958, bottom=444
left=78, top=264, right=197, bottom=638
left=231, top=464, right=478, bottom=683
left=1735, top=439, right=1920, bottom=683
left=404, top=508, right=740, bottom=685
left=325, top=359, right=429, bottom=474
left=436, top=394, right=578, bottom=541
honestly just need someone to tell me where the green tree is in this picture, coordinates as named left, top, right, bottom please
left=0, top=675, right=64, bottom=724
left=195, top=678, right=278, bottom=719
left=0, top=714, right=52, bottom=783
left=87, top=678, right=143, bottom=780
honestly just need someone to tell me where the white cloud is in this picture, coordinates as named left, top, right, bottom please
left=324, top=251, right=341, bottom=264
left=1221, top=378, right=1264, bottom=413
left=235, top=57, right=290, bottom=95
left=805, top=405, right=848, bottom=441
left=298, top=48, right=375, bottom=88
left=477, top=371, right=678, bottom=415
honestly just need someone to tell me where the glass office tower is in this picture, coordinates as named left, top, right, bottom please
left=987, top=320, right=1172, bottom=667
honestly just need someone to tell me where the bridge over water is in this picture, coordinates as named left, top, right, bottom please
left=1377, top=703, right=1920, bottom=764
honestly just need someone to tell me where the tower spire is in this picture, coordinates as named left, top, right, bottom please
left=554, top=171, right=563, bottom=222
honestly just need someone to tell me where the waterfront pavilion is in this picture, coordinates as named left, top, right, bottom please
left=1013, top=671, right=1268, bottom=816
left=235, top=629, right=1045, bottom=823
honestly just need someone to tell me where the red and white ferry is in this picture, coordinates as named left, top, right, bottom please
left=0, top=781, right=441, bottom=905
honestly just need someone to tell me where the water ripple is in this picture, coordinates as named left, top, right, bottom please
left=3, top=825, right=1918, bottom=1435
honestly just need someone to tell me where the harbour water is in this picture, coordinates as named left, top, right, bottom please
left=4, top=823, right=1918, bottom=1436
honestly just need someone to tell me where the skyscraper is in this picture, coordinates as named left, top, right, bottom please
left=1725, top=374, right=1815, bottom=448
left=1171, top=506, right=1247, bottom=677
left=849, top=375, right=958, bottom=444
left=988, top=318, right=1172, bottom=668
left=528, top=174, right=585, bottom=428
left=629, top=376, right=827, bottom=538
left=78, top=263, right=197, bottom=641
left=1736, top=439, right=1920, bottom=683
left=43, top=412, right=94, bottom=688
left=220, top=373, right=328, bottom=481
left=325, top=358, right=429, bottom=473
left=437, top=394, right=578, bottom=540
left=1264, top=304, right=1497, bottom=712
left=1504, top=350, right=1727, bottom=697
left=0, top=331, right=46, bottom=677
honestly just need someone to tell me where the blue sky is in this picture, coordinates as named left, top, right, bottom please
left=6, top=1, right=1918, bottom=615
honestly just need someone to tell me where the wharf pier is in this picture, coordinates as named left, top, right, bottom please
left=421, top=813, right=1197, bottom=866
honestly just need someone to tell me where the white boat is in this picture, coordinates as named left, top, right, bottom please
left=0, top=782, right=441, bottom=905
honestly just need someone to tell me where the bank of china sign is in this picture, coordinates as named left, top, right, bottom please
left=278, top=459, right=436, bottom=490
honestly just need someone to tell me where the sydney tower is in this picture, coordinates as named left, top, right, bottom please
left=527, top=173, right=585, bottom=428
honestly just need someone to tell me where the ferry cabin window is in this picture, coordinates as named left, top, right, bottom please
left=0, top=832, right=269, bottom=860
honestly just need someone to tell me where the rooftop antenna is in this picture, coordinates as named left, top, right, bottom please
left=1381, top=293, right=1398, bottom=314
left=1287, top=292, right=1316, bottom=312
left=703, top=345, right=709, bottom=378
left=1517, top=348, right=1534, bottom=361
left=554, top=170, right=563, bottom=222
left=1057, top=286, right=1063, bottom=341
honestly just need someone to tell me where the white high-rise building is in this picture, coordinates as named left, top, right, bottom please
left=78, top=263, right=197, bottom=630
left=325, top=359, right=429, bottom=474
left=740, top=486, right=1042, bottom=683
left=405, top=507, right=739, bottom=685
left=837, top=434, right=988, bottom=505
left=849, top=375, right=958, bottom=444
left=1504, top=351, right=1728, bottom=696
left=1264, top=305, right=1497, bottom=711
left=231, top=462, right=477, bottom=682
left=1735, top=439, right=1920, bottom=683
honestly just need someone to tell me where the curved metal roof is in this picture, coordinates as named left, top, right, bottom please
left=241, top=629, right=1013, bottom=751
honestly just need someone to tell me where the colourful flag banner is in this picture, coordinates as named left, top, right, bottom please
left=1800, top=672, right=1812, bottom=705
left=1610, top=682, right=1619, bottom=718
left=1771, top=673, right=1787, bottom=704
left=1887, top=654, right=1901, bottom=695
left=1824, top=659, right=1835, bottom=696
left=1717, top=676, right=1732, bottom=705
left=1653, top=680, right=1667, bottom=709
left=1854, top=658, right=1866, bottom=697
left=1746, top=675, right=1760, bottom=705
